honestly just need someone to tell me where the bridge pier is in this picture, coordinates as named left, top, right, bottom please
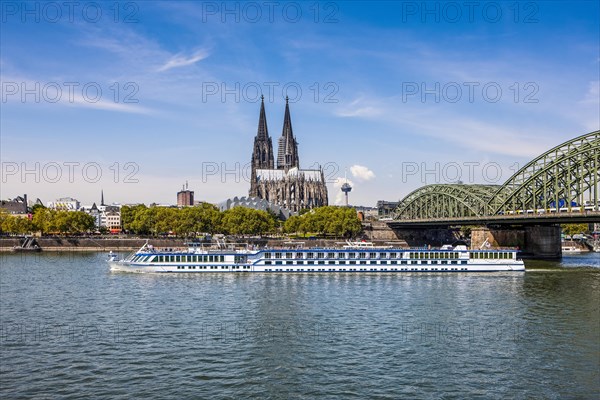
left=470, top=225, right=561, bottom=260
left=523, top=225, right=562, bottom=260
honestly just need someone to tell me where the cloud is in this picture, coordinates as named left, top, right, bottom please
left=1, top=76, right=153, bottom=115
left=350, top=165, right=376, bottom=181
left=157, top=49, right=210, bottom=72
left=335, top=97, right=383, bottom=118
left=68, top=96, right=151, bottom=114
left=579, top=80, right=599, bottom=105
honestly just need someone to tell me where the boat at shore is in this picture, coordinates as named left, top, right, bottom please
left=108, top=241, right=525, bottom=273
left=561, top=245, right=582, bottom=254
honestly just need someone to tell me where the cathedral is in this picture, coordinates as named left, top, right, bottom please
left=249, top=96, right=328, bottom=212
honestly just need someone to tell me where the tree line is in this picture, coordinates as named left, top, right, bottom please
left=121, top=204, right=361, bottom=238
left=283, top=206, right=362, bottom=238
left=0, top=204, right=363, bottom=238
left=0, top=208, right=96, bottom=235
left=121, top=203, right=276, bottom=236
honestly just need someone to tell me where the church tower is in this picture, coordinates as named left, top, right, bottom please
left=250, top=96, right=274, bottom=196
left=277, top=97, right=300, bottom=170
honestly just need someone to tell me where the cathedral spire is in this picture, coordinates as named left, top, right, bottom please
left=277, top=96, right=299, bottom=170
left=257, top=95, right=269, bottom=139
left=100, top=189, right=105, bottom=206
left=250, top=96, right=275, bottom=196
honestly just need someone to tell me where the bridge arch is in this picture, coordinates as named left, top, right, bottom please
left=393, top=130, right=599, bottom=221
left=394, top=184, right=501, bottom=220
left=490, top=131, right=599, bottom=214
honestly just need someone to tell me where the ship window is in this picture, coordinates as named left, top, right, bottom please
left=265, top=261, right=272, bottom=265
left=369, top=252, right=377, bottom=258
left=275, top=253, right=282, bottom=259
left=307, top=253, right=314, bottom=259
left=286, top=261, right=293, bottom=265
left=349, top=253, right=356, bottom=258
left=264, top=253, right=271, bottom=259
left=390, top=253, right=396, bottom=259
left=297, top=261, right=304, bottom=265
left=328, top=253, right=335, bottom=259
left=317, top=252, right=324, bottom=259
left=286, top=253, right=293, bottom=259
left=349, top=261, right=356, bottom=265
left=307, top=261, right=314, bottom=265
left=390, top=261, right=397, bottom=265
left=275, top=261, right=282, bottom=265
left=337, top=253, right=345, bottom=259
left=328, top=261, right=335, bottom=265
left=220, top=255, right=224, bottom=262
left=359, top=252, right=366, bottom=258
left=339, top=261, right=346, bottom=265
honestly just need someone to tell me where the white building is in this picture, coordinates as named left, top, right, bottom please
left=100, top=206, right=122, bottom=232
left=79, top=203, right=122, bottom=232
left=47, top=197, right=80, bottom=211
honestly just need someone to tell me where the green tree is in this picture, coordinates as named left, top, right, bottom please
left=284, top=215, right=301, bottom=234
left=284, top=206, right=362, bottom=238
left=221, top=207, right=275, bottom=235
left=31, top=204, right=46, bottom=215
left=2, top=215, right=35, bottom=234
left=561, top=224, right=589, bottom=237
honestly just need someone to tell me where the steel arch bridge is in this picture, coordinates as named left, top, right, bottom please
left=393, top=130, right=600, bottom=222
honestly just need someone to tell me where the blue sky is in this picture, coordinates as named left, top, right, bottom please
left=1, top=1, right=599, bottom=206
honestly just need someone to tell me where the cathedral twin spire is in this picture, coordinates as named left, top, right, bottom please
left=252, top=96, right=299, bottom=172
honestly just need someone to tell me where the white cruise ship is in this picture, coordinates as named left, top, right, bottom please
left=108, top=242, right=525, bottom=273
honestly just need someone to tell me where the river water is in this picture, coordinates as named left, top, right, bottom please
left=1, top=251, right=598, bottom=399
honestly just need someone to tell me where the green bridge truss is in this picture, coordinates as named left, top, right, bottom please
left=393, top=130, right=600, bottom=220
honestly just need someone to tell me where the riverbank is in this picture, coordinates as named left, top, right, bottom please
left=0, top=237, right=410, bottom=252
left=0, top=237, right=186, bottom=252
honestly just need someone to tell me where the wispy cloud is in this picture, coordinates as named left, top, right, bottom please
left=580, top=80, right=599, bottom=105
left=1, top=76, right=153, bottom=115
left=157, top=49, right=210, bottom=72
left=335, top=97, right=383, bottom=118
left=68, top=97, right=151, bottom=114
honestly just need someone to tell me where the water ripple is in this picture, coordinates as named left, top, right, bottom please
left=1, top=252, right=598, bottom=399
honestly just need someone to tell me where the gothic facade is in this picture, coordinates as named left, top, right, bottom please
left=249, top=96, right=328, bottom=212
